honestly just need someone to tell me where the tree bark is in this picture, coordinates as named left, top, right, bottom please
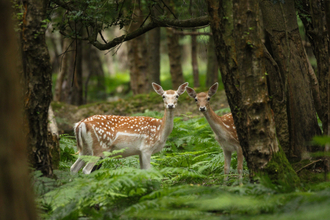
left=54, top=37, right=71, bottom=102
left=206, top=35, right=219, bottom=87
left=191, top=29, right=200, bottom=87
left=263, top=44, right=291, bottom=158
left=148, top=27, right=161, bottom=87
left=126, top=0, right=149, bottom=95
left=166, top=27, right=185, bottom=88
left=296, top=0, right=328, bottom=134
left=148, top=2, right=162, bottom=88
left=21, top=0, right=53, bottom=176
left=84, top=44, right=106, bottom=102
left=323, top=0, right=330, bottom=180
left=260, top=0, right=322, bottom=161
left=48, top=106, right=60, bottom=169
left=69, top=39, right=83, bottom=105
left=0, top=1, right=37, bottom=218
left=206, top=0, right=299, bottom=185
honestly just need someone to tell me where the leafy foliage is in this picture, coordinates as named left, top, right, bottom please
left=34, top=111, right=330, bottom=219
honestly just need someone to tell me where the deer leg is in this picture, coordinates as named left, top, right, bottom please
left=82, top=151, right=102, bottom=174
left=91, top=157, right=104, bottom=172
left=82, top=161, right=98, bottom=174
left=79, top=139, right=96, bottom=174
left=140, top=151, right=152, bottom=169
left=223, top=150, right=232, bottom=181
left=139, top=154, right=143, bottom=169
left=70, top=157, right=86, bottom=174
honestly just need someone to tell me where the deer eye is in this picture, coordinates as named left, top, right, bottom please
left=194, top=98, right=198, bottom=102
left=207, top=97, right=210, bottom=101
left=176, top=95, right=179, bottom=98
left=162, top=95, right=165, bottom=99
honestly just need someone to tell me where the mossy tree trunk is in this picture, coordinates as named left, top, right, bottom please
left=0, top=0, right=38, bottom=218
left=206, top=0, right=299, bottom=185
left=260, top=0, right=322, bottom=161
left=21, top=0, right=54, bottom=176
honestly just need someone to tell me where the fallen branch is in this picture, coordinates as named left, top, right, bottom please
left=295, top=159, right=323, bottom=173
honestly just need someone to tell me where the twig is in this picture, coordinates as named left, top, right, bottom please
left=99, top=31, right=107, bottom=43
left=160, top=0, right=177, bottom=19
left=140, top=12, right=151, bottom=27
left=295, top=159, right=323, bottom=173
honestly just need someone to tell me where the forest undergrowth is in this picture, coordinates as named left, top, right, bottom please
left=34, top=109, right=330, bottom=219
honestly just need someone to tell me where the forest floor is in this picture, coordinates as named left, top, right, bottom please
left=52, top=89, right=229, bottom=134
left=43, top=88, right=330, bottom=220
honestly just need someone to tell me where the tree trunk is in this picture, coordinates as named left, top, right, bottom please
left=206, top=35, right=218, bottom=87
left=48, top=106, right=60, bottom=169
left=296, top=0, right=328, bottom=134
left=0, top=1, right=37, bottom=218
left=206, top=0, right=299, bottom=185
left=323, top=0, right=330, bottom=180
left=21, top=0, right=53, bottom=176
left=54, top=37, right=70, bottom=102
left=166, top=27, right=185, bottom=88
left=69, top=39, right=83, bottom=105
left=148, top=2, right=163, bottom=88
left=191, top=29, right=200, bottom=87
left=84, top=44, right=106, bottom=103
left=263, top=43, right=291, bottom=158
left=148, top=27, right=161, bottom=87
left=126, top=0, right=149, bottom=95
left=260, top=0, right=322, bottom=161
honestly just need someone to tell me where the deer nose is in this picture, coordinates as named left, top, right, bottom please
left=168, top=104, right=174, bottom=109
left=199, top=106, right=206, bottom=112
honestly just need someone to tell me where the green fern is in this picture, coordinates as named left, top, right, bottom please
left=35, top=109, right=330, bottom=220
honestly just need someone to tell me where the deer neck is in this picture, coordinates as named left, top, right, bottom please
left=159, top=108, right=175, bottom=142
left=202, top=106, right=224, bottom=134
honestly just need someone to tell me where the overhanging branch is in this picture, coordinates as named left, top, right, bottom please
left=92, top=16, right=209, bottom=51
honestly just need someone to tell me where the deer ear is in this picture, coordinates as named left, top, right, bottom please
left=177, top=82, right=189, bottom=96
left=208, top=82, right=219, bottom=97
left=152, top=82, right=164, bottom=95
left=186, top=87, right=197, bottom=98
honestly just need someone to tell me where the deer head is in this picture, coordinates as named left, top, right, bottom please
left=152, top=82, right=188, bottom=109
left=186, top=82, right=218, bottom=112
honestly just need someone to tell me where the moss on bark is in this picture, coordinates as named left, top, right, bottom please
left=263, top=144, right=300, bottom=189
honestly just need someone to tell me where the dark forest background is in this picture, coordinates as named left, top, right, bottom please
left=1, top=0, right=330, bottom=219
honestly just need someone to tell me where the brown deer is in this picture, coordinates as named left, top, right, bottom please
left=71, top=82, right=189, bottom=174
left=186, top=83, right=243, bottom=182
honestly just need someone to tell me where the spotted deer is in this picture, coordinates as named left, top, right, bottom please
left=70, top=82, right=189, bottom=174
left=186, top=82, right=243, bottom=182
